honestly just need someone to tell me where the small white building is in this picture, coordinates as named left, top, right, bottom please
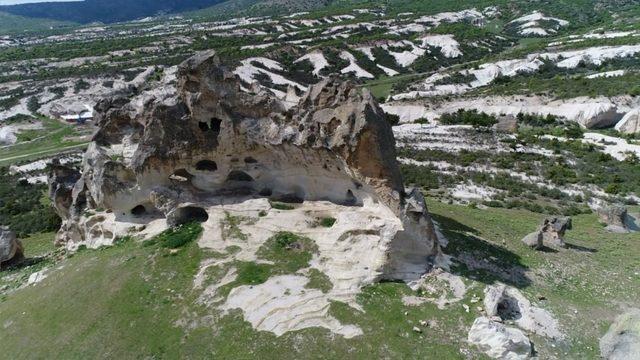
left=59, top=104, right=94, bottom=124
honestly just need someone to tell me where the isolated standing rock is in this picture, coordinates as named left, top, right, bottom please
left=521, top=217, right=571, bottom=249
left=468, top=316, right=532, bottom=360
left=47, top=50, right=445, bottom=280
left=597, top=205, right=629, bottom=233
left=600, top=309, right=640, bottom=360
left=0, top=227, right=24, bottom=266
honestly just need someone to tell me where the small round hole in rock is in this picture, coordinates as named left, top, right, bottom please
left=244, top=156, right=258, bottom=164
left=196, top=160, right=218, bottom=171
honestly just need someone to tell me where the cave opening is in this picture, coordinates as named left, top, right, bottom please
left=131, top=205, right=147, bottom=216
left=169, top=206, right=209, bottom=227
left=226, top=170, right=254, bottom=182
left=211, top=118, right=222, bottom=133
left=196, top=160, right=218, bottom=171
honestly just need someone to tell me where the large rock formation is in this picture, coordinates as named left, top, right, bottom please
left=597, top=205, right=630, bottom=233
left=600, top=309, right=640, bottom=360
left=49, top=50, right=444, bottom=281
left=0, top=226, right=23, bottom=266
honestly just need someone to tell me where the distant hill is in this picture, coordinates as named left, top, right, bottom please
left=185, top=0, right=331, bottom=20
left=0, top=0, right=229, bottom=24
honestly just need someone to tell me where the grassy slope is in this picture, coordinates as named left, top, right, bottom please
left=0, top=11, right=74, bottom=34
left=0, top=200, right=637, bottom=358
left=0, top=117, right=90, bottom=167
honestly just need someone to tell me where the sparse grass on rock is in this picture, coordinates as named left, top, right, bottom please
left=145, top=222, right=203, bottom=249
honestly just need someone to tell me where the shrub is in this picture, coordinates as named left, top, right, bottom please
left=270, top=202, right=295, bottom=210
left=318, top=217, right=336, bottom=227
left=152, top=222, right=203, bottom=249
left=439, top=109, right=498, bottom=128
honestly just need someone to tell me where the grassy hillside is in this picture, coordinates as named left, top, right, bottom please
left=0, top=11, right=75, bottom=33
left=1, top=200, right=637, bottom=359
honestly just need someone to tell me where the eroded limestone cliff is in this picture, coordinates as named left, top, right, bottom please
left=49, top=50, right=445, bottom=282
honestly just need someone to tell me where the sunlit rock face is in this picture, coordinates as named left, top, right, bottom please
left=50, top=50, right=445, bottom=281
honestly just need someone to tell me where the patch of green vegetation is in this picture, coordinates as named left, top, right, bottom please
left=221, top=211, right=253, bottom=241
left=0, top=173, right=61, bottom=238
left=257, top=231, right=318, bottom=273
left=305, top=268, right=333, bottom=293
left=147, top=222, right=203, bottom=249
left=318, top=217, right=337, bottom=228
left=0, top=117, right=89, bottom=167
left=439, top=109, right=498, bottom=128
left=269, top=201, right=295, bottom=210
left=20, top=231, right=57, bottom=258
left=234, top=261, right=273, bottom=285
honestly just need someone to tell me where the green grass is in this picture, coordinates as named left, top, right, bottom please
left=269, top=201, right=295, bottom=210
left=256, top=231, right=318, bottom=273
left=305, top=268, right=333, bottom=293
left=362, top=73, right=423, bottom=99
left=318, top=217, right=336, bottom=228
left=145, top=222, right=203, bottom=249
left=0, top=117, right=89, bottom=167
left=20, top=231, right=57, bottom=258
left=0, top=199, right=637, bottom=358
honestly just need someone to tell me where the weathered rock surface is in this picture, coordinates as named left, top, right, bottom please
left=521, top=217, right=571, bottom=249
left=484, top=284, right=563, bottom=339
left=0, top=227, right=23, bottom=266
left=468, top=316, right=532, bottom=360
left=597, top=205, right=630, bottom=233
left=615, top=109, right=640, bottom=134
left=49, top=50, right=444, bottom=278
left=600, top=309, right=640, bottom=360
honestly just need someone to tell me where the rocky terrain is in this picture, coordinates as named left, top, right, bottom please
left=1, top=1, right=640, bottom=359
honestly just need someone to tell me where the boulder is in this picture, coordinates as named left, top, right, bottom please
left=615, top=109, right=640, bottom=134
left=468, top=316, right=532, bottom=360
left=600, top=309, right=640, bottom=360
left=48, top=50, right=444, bottom=280
left=0, top=227, right=24, bottom=266
left=521, top=216, right=571, bottom=249
left=597, top=205, right=629, bottom=233
left=484, top=284, right=563, bottom=339
left=521, top=231, right=543, bottom=249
